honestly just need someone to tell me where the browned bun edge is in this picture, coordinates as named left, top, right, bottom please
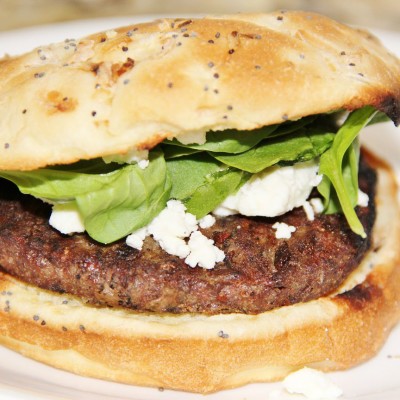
left=0, top=149, right=399, bottom=393
left=0, top=11, right=399, bottom=170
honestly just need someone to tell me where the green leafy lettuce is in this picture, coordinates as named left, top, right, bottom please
left=0, top=107, right=382, bottom=244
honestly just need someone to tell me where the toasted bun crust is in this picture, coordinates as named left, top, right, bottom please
left=0, top=152, right=399, bottom=393
left=0, top=11, right=399, bottom=170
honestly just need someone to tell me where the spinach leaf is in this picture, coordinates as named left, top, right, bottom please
left=164, top=124, right=278, bottom=154
left=210, top=129, right=335, bottom=173
left=317, top=106, right=377, bottom=237
left=166, top=153, right=221, bottom=200
left=183, top=168, right=251, bottom=218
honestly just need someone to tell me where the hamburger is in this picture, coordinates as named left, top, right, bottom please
left=0, top=10, right=399, bottom=393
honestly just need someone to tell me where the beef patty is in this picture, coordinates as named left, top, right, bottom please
left=0, top=157, right=376, bottom=315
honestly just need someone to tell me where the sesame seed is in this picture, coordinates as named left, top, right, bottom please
left=349, top=63, right=356, bottom=66
left=122, top=46, right=129, bottom=52
left=358, top=72, right=365, bottom=77
left=282, top=114, right=289, bottom=121
left=41, top=320, right=46, bottom=326
left=100, top=37, right=106, bottom=43
left=4, top=143, right=10, bottom=149
left=223, top=115, right=228, bottom=119
left=213, top=73, right=219, bottom=79
left=340, top=51, right=346, bottom=55
left=231, top=31, right=238, bottom=37
left=180, top=27, right=188, bottom=33
left=208, top=39, right=215, bottom=44
left=95, top=84, right=101, bottom=89
left=277, top=16, right=284, bottom=21
left=299, top=54, right=305, bottom=59
left=214, top=89, right=219, bottom=94
left=204, top=85, right=209, bottom=91
left=126, top=30, right=133, bottom=37
left=79, top=324, right=86, bottom=332
left=33, top=315, right=40, bottom=321
left=208, top=61, right=214, bottom=68
left=34, top=72, right=45, bottom=78
left=177, top=42, right=182, bottom=46
left=91, top=111, right=97, bottom=117
left=167, top=82, right=174, bottom=88
left=228, top=49, right=235, bottom=54
left=123, top=79, right=130, bottom=85
left=255, top=65, right=261, bottom=70
left=172, top=34, right=179, bottom=38
left=215, top=32, right=221, bottom=38
left=22, top=109, right=27, bottom=114
left=183, top=33, right=189, bottom=38
left=40, top=55, right=46, bottom=61
left=62, top=300, right=69, bottom=304
left=255, top=34, right=262, bottom=39
left=62, top=326, right=68, bottom=331
left=227, top=105, right=233, bottom=110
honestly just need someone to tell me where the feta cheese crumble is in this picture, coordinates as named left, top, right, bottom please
left=213, top=160, right=322, bottom=218
left=185, top=231, right=224, bottom=269
left=283, top=367, right=343, bottom=399
left=49, top=203, right=85, bottom=234
left=126, top=200, right=225, bottom=269
left=303, top=197, right=324, bottom=221
left=357, top=189, right=369, bottom=207
left=272, top=222, right=296, bottom=239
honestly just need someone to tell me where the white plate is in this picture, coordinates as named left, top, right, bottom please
left=0, top=16, right=399, bottom=400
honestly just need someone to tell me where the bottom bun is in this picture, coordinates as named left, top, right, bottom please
left=0, top=151, right=399, bottom=394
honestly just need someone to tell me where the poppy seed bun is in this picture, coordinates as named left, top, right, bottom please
left=0, top=11, right=399, bottom=171
left=0, top=151, right=399, bottom=393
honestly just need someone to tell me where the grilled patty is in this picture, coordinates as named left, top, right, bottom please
left=0, top=157, right=376, bottom=315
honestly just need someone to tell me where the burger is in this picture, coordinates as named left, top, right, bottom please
left=0, top=10, right=399, bottom=394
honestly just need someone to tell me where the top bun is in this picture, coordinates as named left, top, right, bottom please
left=0, top=11, right=399, bottom=170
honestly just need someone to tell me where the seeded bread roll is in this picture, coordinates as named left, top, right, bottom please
left=0, top=11, right=400, bottom=394
left=0, top=152, right=399, bottom=393
left=0, top=11, right=399, bottom=170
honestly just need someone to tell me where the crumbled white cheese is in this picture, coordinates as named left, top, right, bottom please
left=357, top=189, right=369, bottom=207
left=49, top=203, right=85, bottom=234
left=272, top=222, right=296, bottom=239
left=283, top=367, right=343, bottom=399
left=126, top=200, right=224, bottom=269
left=125, top=226, right=147, bottom=251
left=185, top=231, right=225, bottom=269
left=199, top=214, right=216, bottom=229
left=213, top=160, right=322, bottom=218
left=147, top=200, right=197, bottom=258
left=310, top=197, right=324, bottom=214
left=137, top=159, right=150, bottom=169
left=303, top=197, right=326, bottom=221
left=102, top=148, right=149, bottom=166
left=302, top=200, right=315, bottom=221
